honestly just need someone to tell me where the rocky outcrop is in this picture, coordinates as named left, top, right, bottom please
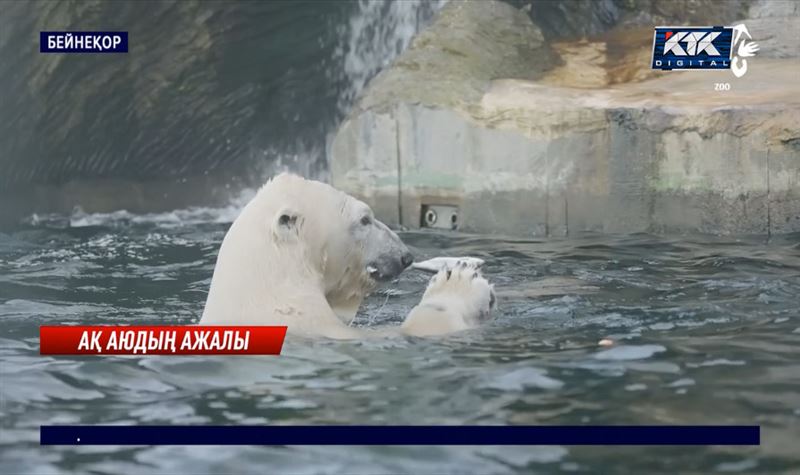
left=330, top=0, right=800, bottom=235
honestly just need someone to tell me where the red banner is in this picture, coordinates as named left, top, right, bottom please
left=39, top=326, right=287, bottom=355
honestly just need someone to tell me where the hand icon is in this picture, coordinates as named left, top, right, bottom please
left=737, top=41, right=759, bottom=58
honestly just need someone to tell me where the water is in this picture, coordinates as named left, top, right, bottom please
left=2, top=208, right=799, bottom=474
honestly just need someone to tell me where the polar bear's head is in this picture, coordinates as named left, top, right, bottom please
left=267, top=174, right=412, bottom=280
left=210, top=173, right=412, bottom=324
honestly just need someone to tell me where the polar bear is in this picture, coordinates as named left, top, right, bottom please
left=199, top=173, right=414, bottom=339
left=200, top=173, right=496, bottom=339
left=402, top=261, right=496, bottom=337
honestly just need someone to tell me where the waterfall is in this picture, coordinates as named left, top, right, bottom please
left=333, top=0, right=447, bottom=116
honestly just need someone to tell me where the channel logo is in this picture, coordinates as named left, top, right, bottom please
left=651, top=24, right=759, bottom=77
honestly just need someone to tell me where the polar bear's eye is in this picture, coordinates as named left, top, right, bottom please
left=360, top=216, right=372, bottom=226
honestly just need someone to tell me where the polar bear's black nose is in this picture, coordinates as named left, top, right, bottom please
left=401, top=252, right=414, bottom=269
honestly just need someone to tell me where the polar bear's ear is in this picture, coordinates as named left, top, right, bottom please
left=272, top=207, right=302, bottom=241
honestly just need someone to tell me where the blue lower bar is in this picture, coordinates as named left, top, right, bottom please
left=40, top=425, right=759, bottom=446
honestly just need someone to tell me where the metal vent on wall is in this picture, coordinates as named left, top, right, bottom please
left=420, top=204, right=459, bottom=230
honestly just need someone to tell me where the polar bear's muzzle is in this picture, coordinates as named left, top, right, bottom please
left=366, top=250, right=413, bottom=282
left=361, top=219, right=413, bottom=282
left=365, top=220, right=414, bottom=282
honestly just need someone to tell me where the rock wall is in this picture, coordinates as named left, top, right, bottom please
left=330, top=0, right=800, bottom=235
left=0, top=0, right=444, bottom=227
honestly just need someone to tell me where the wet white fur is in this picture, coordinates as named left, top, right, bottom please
left=402, top=262, right=496, bottom=337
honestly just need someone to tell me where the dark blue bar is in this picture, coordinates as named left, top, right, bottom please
left=40, top=31, right=128, bottom=53
left=40, top=425, right=760, bottom=446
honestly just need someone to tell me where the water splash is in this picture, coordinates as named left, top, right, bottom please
left=241, top=1, right=447, bottom=207
left=333, top=0, right=447, bottom=115
left=23, top=188, right=256, bottom=229
left=216, top=1, right=447, bottom=220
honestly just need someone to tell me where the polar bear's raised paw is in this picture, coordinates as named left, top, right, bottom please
left=402, top=262, right=496, bottom=337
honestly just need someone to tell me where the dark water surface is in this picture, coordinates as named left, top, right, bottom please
left=1, top=208, right=799, bottom=474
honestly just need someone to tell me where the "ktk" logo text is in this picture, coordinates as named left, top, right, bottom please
left=663, top=31, right=721, bottom=56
